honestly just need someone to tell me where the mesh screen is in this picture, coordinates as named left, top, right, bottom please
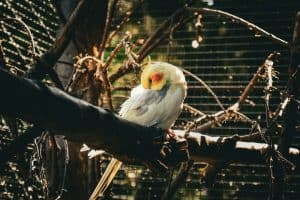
left=0, top=0, right=300, bottom=199
left=111, top=1, right=300, bottom=199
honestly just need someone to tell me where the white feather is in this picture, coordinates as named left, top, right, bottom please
left=119, top=63, right=186, bottom=129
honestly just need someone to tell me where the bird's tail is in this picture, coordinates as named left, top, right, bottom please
left=89, top=158, right=123, bottom=200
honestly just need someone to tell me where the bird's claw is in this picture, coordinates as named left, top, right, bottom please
left=144, top=130, right=189, bottom=174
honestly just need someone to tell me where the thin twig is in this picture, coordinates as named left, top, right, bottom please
left=98, top=0, right=118, bottom=59
left=98, top=62, right=114, bottom=111
left=262, top=53, right=279, bottom=126
left=108, top=8, right=188, bottom=83
left=76, top=56, right=102, bottom=67
left=183, top=104, right=205, bottom=116
left=0, top=17, right=39, bottom=60
left=186, top=7, right=289, bottom=48
left=98, top=34, right=132, bottom=111
left=189, top=53, right=278, bottom=133
left=181, top=68, right=225, bottom=111
left=65, top=67, right=87, bottom=92
left=110, top=6, right=289, bottom=83
left=103, top=33, right=130, bottom=70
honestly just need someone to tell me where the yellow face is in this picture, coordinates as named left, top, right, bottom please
left=141, top=67, right=167, bottom=90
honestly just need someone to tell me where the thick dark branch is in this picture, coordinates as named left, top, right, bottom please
left=26, top=0, right=88, bottom=85
left=137, top=8, right=187, bottom=61
left=0, top=67, right=189, bottom=172
left=174, top=130, right=299, bottom=167
left=1, top=67, right=299, bottom=168
left=270, top=11, right=300, bottom=200
left=53, top=0, right=67, bottom=24
left=279, top=11, right=300, bottom=155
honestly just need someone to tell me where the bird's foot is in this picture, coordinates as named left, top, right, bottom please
left=167, top=129, right=178, bottom=140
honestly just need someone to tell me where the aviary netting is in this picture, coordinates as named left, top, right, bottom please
left=0, top=0, right=299, bottom=199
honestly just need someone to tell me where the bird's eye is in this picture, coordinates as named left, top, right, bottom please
left=151, top=73, right=163, bottom=83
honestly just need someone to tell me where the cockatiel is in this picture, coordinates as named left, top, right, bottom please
left=89, top=62, right=187, bottom=199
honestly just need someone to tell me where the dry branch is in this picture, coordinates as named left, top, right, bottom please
left=97, top=61, right=114, bottom=111
left=175, top=130, right=299, bottom=167
left=186, top=7, right=289, bottom=48
left=109, top=7, right=289, bottom=83
left=100, top=33, right=132, bottom=110
left=0, top=67, right=188, bottom=172
left=0, top=67, right=299, bottom=169
left=270, top=11, right=300, bottom=199
left=188, top=53, right=278, bottom=134
left=108, top=7, right=188, bottom=83
left=164, top=52, right=280, bottom=199
left=183, top=104, right=205, bottom=116
left=182, top=68, right=225, bottom=111
left=98, top=0, right=118, bottom=59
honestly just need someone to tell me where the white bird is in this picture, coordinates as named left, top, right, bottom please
left=89, top=62, right=187, bottom=199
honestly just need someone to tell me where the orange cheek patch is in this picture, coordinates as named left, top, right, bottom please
left=151, top=73, right=163, bottom=83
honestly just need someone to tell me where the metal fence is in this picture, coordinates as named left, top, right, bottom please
left=0, top=0, right=299, bottom=199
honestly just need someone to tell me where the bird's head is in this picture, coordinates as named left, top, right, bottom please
left=141, top=62, right=186, bottom=91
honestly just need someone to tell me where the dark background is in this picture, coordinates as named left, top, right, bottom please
left=0, top=0, right=300, bottom=199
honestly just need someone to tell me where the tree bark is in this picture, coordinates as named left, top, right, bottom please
left=271, top=11, right=300, bottom=200
left=0, top=67, right=299, bottom=168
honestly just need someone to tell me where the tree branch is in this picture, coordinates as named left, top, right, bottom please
left=270, top=11, right=300, bottom=200
left=186, top=7, right=289, bottom=48
left=1, top=67, right=299, bottom=170
left=0, top=67, right=188, bottom=173
left=174, top=130, right=299, bottom=168
left=186, top=53, right=277, bottom=133
left=108, top=7, right=188, bottom=83
left=109, top=7, right=289, bottom=83
left=26, top=0, right=88, bottom=87
left=105, top=0, right=144, bottom=47
left=98, top=0, right=118, bottom=59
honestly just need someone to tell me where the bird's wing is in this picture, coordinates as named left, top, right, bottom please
left=119, top=85, right=168, bottom=127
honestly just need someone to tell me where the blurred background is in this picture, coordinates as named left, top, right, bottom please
left=0, top=0, right=300, bottom=199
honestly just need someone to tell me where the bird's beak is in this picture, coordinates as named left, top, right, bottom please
left=141, top=77, right=150, bottom=89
